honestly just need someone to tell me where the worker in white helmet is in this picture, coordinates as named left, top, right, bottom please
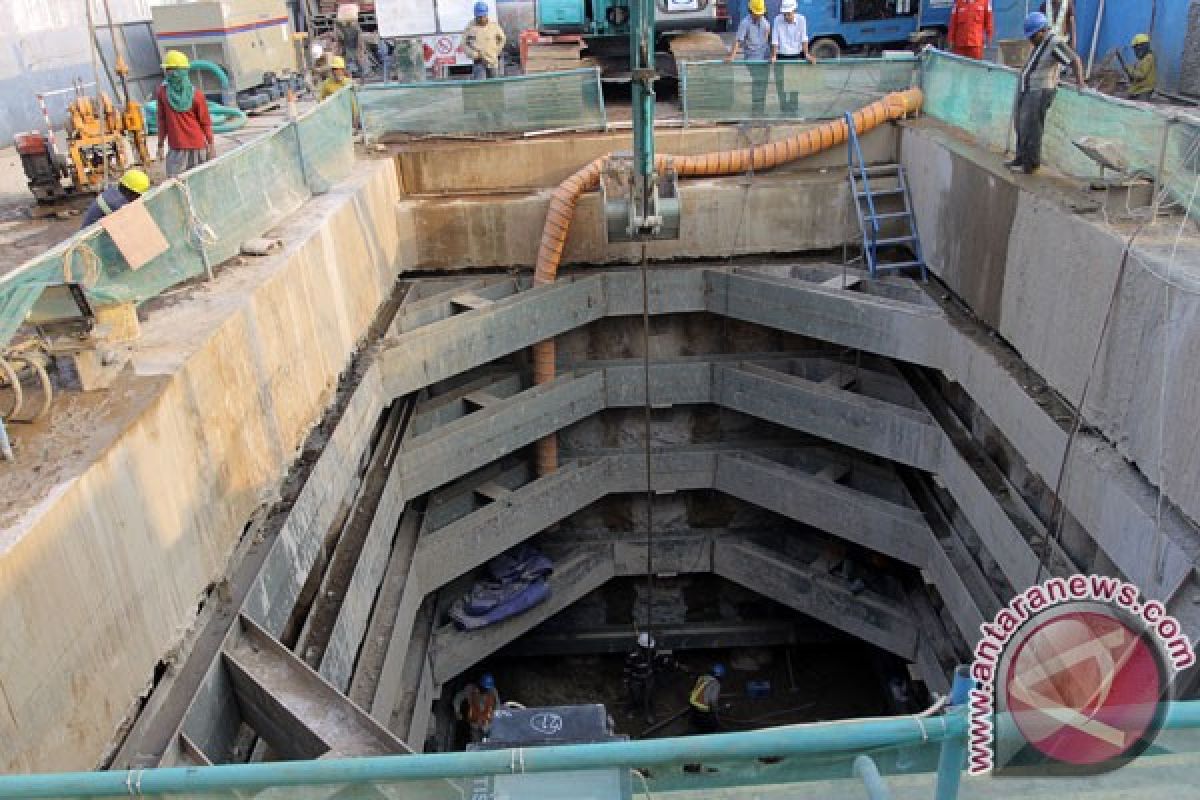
left=769, top=0, right=815, bottom=115
left=623, top=632, right=674, bottom=723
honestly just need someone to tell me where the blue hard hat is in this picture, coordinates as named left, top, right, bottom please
left=1023, top=11, right=1049, bottom=38
left=474, top=1, right=489, bottom=15
left=711, top=663, right=726, bottom=678
left=480, top=673, right=496, bottom=690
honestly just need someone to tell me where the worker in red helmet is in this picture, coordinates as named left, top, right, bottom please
left=947, top=0, right=994, bottom=61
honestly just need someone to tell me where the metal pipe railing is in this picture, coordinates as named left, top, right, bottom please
left=0, top=713, right=964, bottom=798
left=3, top=701, right=1200, bottom=798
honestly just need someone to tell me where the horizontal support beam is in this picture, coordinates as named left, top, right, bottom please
left=712, top=538, right=920, bottom=662
left=379, top=276, right=607, bottom=399
left=716, top=364, right=941, bottom=471
left=504, top=621, right=817, bottom=656
left=715, top=452, right=932, bottom=568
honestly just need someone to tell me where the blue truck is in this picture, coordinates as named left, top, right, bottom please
left=733, top=0, right=954, bottom=59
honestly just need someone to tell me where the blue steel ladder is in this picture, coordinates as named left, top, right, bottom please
left=844, top=111, right=927, bottom=281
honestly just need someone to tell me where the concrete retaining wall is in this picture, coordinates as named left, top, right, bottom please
left=396, top=173, right=857, bottom=270
left=0, top=159, right=401, bottom=773
left=902, top=120, right=1200, bottom=533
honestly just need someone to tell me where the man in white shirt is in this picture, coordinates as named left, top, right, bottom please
left=769, top=0, right=815, bottom=115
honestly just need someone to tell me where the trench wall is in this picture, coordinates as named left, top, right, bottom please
left=0, top=160, right=401, bottom=773
left=902, top=120, right=1200, bottom=538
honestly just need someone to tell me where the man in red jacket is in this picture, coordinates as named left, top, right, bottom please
left=156, top=50, right=215, bottom=178
left=947, top=0, right=994, bottom=61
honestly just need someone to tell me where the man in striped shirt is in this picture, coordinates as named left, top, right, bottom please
left=1006, top=12, right=1084, bottom=175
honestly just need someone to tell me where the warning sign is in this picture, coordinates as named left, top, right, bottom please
left=422, top=34, right=467, bottom=67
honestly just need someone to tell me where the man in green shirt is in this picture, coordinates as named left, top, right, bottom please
left=1126, top=33, right=1157, bottom=99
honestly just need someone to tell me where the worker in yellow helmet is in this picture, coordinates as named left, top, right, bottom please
left=81, top=169, right=150, bottom=229
left=728, top=0, right=771, bottom=117
left=319, top=55, right=354, bottom=100
left=156, top=49, right=215, bottom=177
left=1126, top=33, right=1157, bottom=100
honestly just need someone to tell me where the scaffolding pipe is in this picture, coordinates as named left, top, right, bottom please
left=530, top=88, right=925, bottom=474
left=853, top=754, right=892, bottom=799
left=0, top=713, right=963, bottom=798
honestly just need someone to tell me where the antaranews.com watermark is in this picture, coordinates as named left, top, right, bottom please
left=968, top=574, right=1195, bottom=776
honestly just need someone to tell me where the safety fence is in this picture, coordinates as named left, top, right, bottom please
left=680, top=56, right=919, bottom=125
left=0, top=89, right=357, bottom=350
left=920, top=49, right=1200, bottom=219
left=357, top=68, right=607, bottom=140
left=4, top=704, right=1200, bottom=798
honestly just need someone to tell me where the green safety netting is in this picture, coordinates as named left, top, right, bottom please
left=356, top=69, right=607, bottom=140
left=0, top=88, right=356, bottom=349
left=920, top=49, right=1200, bottom=218
left=680, top=57, right=918, bottom=125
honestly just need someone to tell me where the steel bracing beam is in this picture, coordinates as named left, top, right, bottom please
left=122, top=263, right=1190, bottom=768
left=222, top=615, right=409, bottom=759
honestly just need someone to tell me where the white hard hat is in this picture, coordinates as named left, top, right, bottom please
left=781, top=0, right=798, bottom=11
left=637, top=632, right=655, bottom=649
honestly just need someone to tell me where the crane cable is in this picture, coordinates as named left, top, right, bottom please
left=639, top=241, right=656, bottom=724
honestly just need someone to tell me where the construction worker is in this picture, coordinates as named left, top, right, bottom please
left=947, top=0, right=993, bottom=61
left=463, top=2, right=507, bottom=80
left=80, top=169, right=150, bottom=229
left=319, top=56, right=353, bottom=100
left=1006, top=12, right=1084, bottom=175
left=452, top=673, right=500, bottom=743
left=335, top=3, right=364, bottom=76
left=1126, top=33, right=1157, bottom=99
left=623, top=633, right=675, bottom=723
left=155, top=50, right=215, bottom=178
left=727, top=0, right=771, bottom=117
left=688, top=663, right=725, bottom=734
left=769, top=0, right=814, bottom=116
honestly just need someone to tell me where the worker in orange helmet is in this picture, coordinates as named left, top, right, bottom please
left=947, top=0, right=994, bottom=61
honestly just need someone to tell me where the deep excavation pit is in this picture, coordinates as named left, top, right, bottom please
left=2, top=85, right=1199, bottom=800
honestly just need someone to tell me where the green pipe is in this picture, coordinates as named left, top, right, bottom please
left=143, top=99, right=247, bottom=134
left=189, top=59, right=231, bottom=90
left=4, top=702, right=1200, bottom=798
left=0, top=715, right=964, bottom=798
left=853, top=754, right=892, bottom=799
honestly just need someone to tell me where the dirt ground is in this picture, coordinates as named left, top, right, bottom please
left=478, top=642, right=900, bottom=742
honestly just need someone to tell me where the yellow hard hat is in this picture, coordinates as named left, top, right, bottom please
left=161, top=50, right=190, bottom=70
left=330, top=55, right=347, bottom=69
left=1131, top=33, right=1151, bottom=46
left=119, top=168, right=150, bottom=195
left=748, top=0, right=765, bottom=13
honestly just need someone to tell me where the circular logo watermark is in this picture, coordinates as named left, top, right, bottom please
left=1001, top=605, right=1168, bottom=772
left=967, top=576, right=1191, bottom=777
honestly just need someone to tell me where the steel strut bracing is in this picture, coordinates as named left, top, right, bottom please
left=529, top=88, right=925, bottom=474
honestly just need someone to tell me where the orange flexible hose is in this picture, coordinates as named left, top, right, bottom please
left=531, top=88, right=923, bottom=475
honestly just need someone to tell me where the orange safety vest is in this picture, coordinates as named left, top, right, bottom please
left=467, top=687, right=498, bottom=728
left=690, top=675, right=717, bottom=712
